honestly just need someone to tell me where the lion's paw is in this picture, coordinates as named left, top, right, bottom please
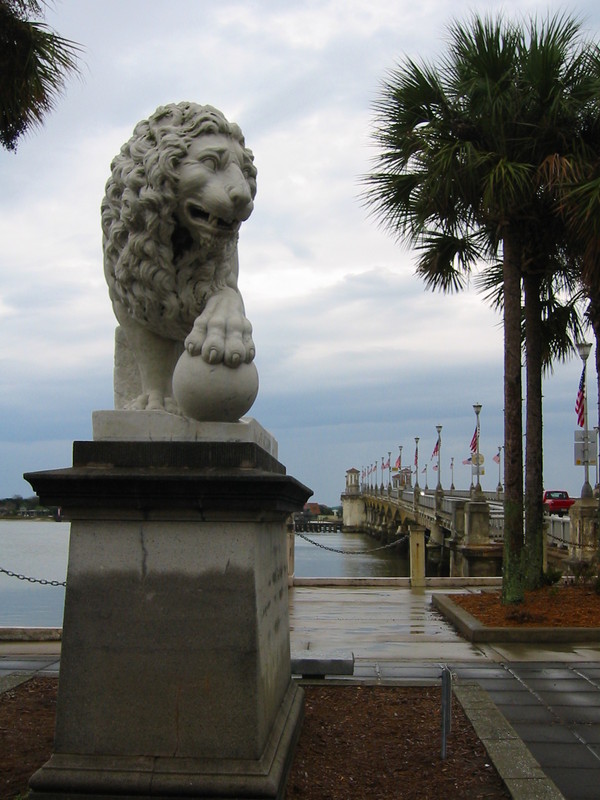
left=185, top=289, right=255, bottom=367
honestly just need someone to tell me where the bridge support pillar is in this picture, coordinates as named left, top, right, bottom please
left=341, top=493, right=367, bottom=532
left=568, top=498, right=599, bottom=566
left=409, top=523, right=426, bottom=588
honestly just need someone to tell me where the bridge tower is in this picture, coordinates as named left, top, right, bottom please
left=341, top=467, right=366, bottom=531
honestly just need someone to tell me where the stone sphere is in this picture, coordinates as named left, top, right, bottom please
left=172, top=351, right=259, bottom=422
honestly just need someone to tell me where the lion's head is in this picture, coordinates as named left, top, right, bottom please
left=102, top=102, right=257, bottom=341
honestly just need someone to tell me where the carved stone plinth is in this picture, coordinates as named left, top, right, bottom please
left=25, top=428, right=311, bottom=800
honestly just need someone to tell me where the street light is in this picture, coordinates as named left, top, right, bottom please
left=414, top=437, right=420, bottom=490
left=473, top=403, right=482, bottom=493
left=436, top=424, right=442, bottom=491
left=576, top=341, right=593, bottom=499
left=496, top=445, right=503, bottom=494
left=595, top=427, right=599, bottom=494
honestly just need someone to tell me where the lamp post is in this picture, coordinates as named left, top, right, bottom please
left=436, top=425, right=442, bottom=491
left=414, top=437, right=420, bottom=490
left=388, top=450, right=392, bottom=488
left=576, top=341, right=593, bottom=499
left=595, top=427, right=599, bottom=494
left=473, top=403, right=482, bottom=493
left=450, top=457, right=455, bottom=491
left=496, top=445, right=503, bottom=495
left=398, top=445, right=403, bottom=488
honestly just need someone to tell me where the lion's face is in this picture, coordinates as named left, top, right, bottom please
left=176, top=133, right=257, bottom=246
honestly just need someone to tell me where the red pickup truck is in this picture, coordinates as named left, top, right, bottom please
left=542, top=490, right=576, bottom=516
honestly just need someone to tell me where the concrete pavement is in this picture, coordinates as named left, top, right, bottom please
left=3, top=585, right=600, bottom=799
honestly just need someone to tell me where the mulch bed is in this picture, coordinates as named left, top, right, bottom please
left=451, top=583, right=600, bottom=627
left=286, top=685, right=510, bottom=799
left=0, top=680, right=510, bottom=800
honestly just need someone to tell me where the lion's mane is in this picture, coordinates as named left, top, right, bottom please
left=102, top=102, right=256, bottom=341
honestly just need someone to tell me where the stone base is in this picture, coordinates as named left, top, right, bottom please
left=25, top=434, right=311, bottom=800
left=30, top=683, right=303, bottom=800
left=451, top=543, right=503, bottom=577
left=92, top=410, right=277, bottom=457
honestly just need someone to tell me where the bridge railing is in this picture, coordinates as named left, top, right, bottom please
left=546, top=515, right=571, bottom=550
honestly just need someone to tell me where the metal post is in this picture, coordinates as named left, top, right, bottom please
left=398, top=445, right=403, bottom=488
left=436, top=425, right=442, bottom=490
left=441, top=666, right=452, bottom=760
left=388, top=451, right=392, bottom=487
left=496, top=445, right=503, bottom=494
left=576, top=342, right=593, bottom=499
left=414, top=437, right=420, bottom=490
left=595, top=427, right=599, bottom=493
left=450, top=457, right=455, bottom=491
left=473, top=403, right=482, bottom=493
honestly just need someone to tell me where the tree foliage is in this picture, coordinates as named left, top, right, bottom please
left=0, top=0, right=81, bottom=151
left=363, top=12, right=600, bottom=601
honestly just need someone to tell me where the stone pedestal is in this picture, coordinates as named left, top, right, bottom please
left=25, top=415, right=311, bottom=800
left=568, top=497, right=599, bottom=563
left=409, top=523, right=426, bottom=587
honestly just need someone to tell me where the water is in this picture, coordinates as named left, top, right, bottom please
left=0, top=522, right=408, bottom=627
left=294, top=530, right=409, bottom=578
left=0, top=520, right=69, bottom=627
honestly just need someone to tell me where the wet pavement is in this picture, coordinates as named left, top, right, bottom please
left=3, top=585, right=600, bottom=799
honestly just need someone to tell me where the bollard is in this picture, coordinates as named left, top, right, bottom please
left=441, top=665, right=452, bottom=760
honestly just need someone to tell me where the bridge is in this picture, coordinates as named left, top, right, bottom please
left=342, top=481, right=505, bottom=577
left=340, top=470, right=593, bottom=578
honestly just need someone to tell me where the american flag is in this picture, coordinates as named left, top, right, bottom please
left=576, top=365, right=586, bottom=428
left=431, top=438, right=440, bottom=458
left=470, top=426, right=478, bottom=453
left=462, top=457, right=472, bottom=465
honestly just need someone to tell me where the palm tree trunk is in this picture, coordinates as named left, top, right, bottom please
left=523, top=272, right=544, bottom=588
left=502, top=232, right=525, bottom=603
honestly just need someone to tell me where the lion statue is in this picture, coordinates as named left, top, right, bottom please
left=101, top=102, right=257, bottom=413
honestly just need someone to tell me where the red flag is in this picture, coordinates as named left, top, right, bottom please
left=470, top=426, right=478, bottom=453
left=394, top=455, right=401, bottom=469
left=431, top=438, right=440, bottom=458
left=576, top=365, right=586, bottom=428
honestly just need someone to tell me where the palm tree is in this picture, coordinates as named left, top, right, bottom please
left=0, top=0, right=81, bottom=152
left=363, top=13, right=600, bottom=601
left=478, top=249, right=585, bottom=589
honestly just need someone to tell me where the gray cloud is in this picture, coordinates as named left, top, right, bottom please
left=0, top=0, right=596, bottom=504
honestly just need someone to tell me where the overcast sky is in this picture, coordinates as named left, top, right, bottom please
left=1, top=0, right=600, bottom=505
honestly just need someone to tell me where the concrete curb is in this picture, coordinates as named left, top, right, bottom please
left=0, top=672, right=36, bottom=695
left=0, top=628, right=61, bottom=642
left=293, top=576, right=503, bottom=587
left=455, top=682, right=565, bottom=800
left=432, top=593, right=600, bottom=643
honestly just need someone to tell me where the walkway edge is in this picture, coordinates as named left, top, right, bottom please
left=0, top=628, right=61, bottom=642
left=432, top=593, right=600, bottom=643
left=455, top=682, right=565, bottom=800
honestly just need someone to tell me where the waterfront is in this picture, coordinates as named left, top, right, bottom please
left=0, top=520, right=68, bottom=627
left=294, top=530, right=408, bottom=578
left=0, top=521, right=408, bottom=627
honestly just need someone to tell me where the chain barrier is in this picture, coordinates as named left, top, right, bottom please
left=546, top=530, right=599, bottom=553
left=294, top=530, right=406, bottom=555
left=0, top=567, right=66, bottom=587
